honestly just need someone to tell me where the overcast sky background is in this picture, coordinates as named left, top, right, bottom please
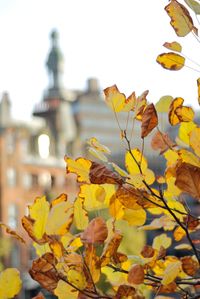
left=0, top=0, right=200, bottom=120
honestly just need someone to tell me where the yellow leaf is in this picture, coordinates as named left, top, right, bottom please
left=74, top=197, right=89, bottom=230
left=104, top=85, right=126, bottom=112
left=163, top=149, right=179, bottom=167
left=122, top=91, right=136, bottom=112
left=109, top=196, right=125, bottom=220
left=174, top=226, right=186, bottom=241
left=88, top=147, right=108, bottom=162
left=46, top=194, right=73, bottom=235
left=125, top=148, right=147, bottom=175
left=79, top=184, right=113, bottom=211
left=174, top=243, right=192, bottom=250
left=123, top=208, right=146, bottom=226
left=54, top=280, right=78, bottom=299
left=61, top=234, right=83, bottom=251
left=165, top=0, right=196, bottom=37
left=162, top=261, right=182, bottom=285
left=153, top=234, right=172, bottom=250
left=65, top=156, right=91, bottom=183
left=189, top=127, right=200, bottom=157
left=156, top=52, right=185, bottom=71
left=0, top=268, right=22, bottom=299
left=179, top=121, right=197, bottom=145
left=178, top=149, right=200, bottom=167
left=29, top=196, right=49, bottom=240
left=155, top=95, right=173, bottom=113
left=175, top=106, right=194, bottom=122
left=163, top=41, right=182, bottom=52
left=33, top=242, right=51, bottom=257
left=111, top=162, right=128, bottom=177
left=67, top=269, right=87, bottom=290
left=87, top=137, right=111, bottom=154
left=169, top=97, right=184, bottom=125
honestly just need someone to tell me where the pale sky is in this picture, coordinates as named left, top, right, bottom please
left=0, top=0, right=200, bottom=120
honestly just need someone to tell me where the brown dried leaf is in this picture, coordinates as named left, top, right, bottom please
left=113, top=186, right=142, bottom=210
left=175, top=162, right=200, bottom=200
left=89, top=161, right=124, bottom=185
left=29, top=253, right=59, bottom=293
left=0, top=222, right=25, bottom=244
left=141, top=103, right=158, bottom=138
left=165, top=0, right=196, bottom=37
left=181, top=256, right=199, bottom=276
left=81, top=217, right=108, bottom=244
left=140, top=245, right=155, bottom=258
left=128, top=264, right=145, bottom=285
left=114, top=285, right=137, bottom=299
left=151, top=131, right=176, bottom=154
left=158, top=282, right=177, bottom=294
left=85, top=244, right=101, bottom=284
left=100, top=231, right=123, bottom=267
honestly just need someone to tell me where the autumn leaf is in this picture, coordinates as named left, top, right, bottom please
left=29, top=253, right=59, bottom=293
left=128, top=264, right=145, bottom=285
left=100, top=231, right=123, bottom=267
left=155, top=95, right=173, bottom=113
left=104, top=84, right=126, bottom=112
left=184, top=0, right=200, bottom=14
left=161, top=261, right=182, bottom=286
left=179, top=121, right=197, bottom=145
left=140, top=245, right=155, bottom=258
left=181, top=256, right=199, bottom=276
left=189, top=127, right=200, bottom=156
left=87, top=137, right=111, bottom=154
left=165, top=0, right=197, bottom=37
left=73, top=197, right=89, bottom=230
left=81, top=217, right=108, bottom=244
left=169, top=97, right=184, bottom=125
left=151, top=131, right=176, bottom=154
left=65, top=156, right=92, bottom=183
left=141, top=103, right=158, bottom=138
left=122, top=91, right=136, bottom=112
left=153, top=234, right=172, bottom=250
left=46, top=194, right=74, bottom=236
left=67, top=269, right=87, bottom=290
left=0, top=268, right=22, bottom=299
left=125, top=148, right=147, bottom=175
left=173, top=226, right=186, bottom=241
left=163, top=41, right=182, bottom=53
left=123, top=208, right=146, bottom=226
left=54, top=280, right=78, bottom=299
left=89, top=161, right=124, bottom=185
left=156, top=52, right=185, bottom=71
left=115, top=285, right=137, bottom=299
left=0, top=222, right=25, bottom=243
left=175, top=162, right=200, bottom=200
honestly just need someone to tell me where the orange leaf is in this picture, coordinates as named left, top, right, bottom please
left=141, top=103, right=158, bottom=138
left=173, top=226, right=186, bottom=241
left=128, top=264, right=145, bottom=285
left=100, top=231, right=123, bottom=267
left=156, top=52, right=185, bottom=71
left=32, top=292, right=45, bottom=299
left=165, top=0, right=196, bottom=37
left=115, top=285, right=137, bottom=298
left=81, top=217, right=108, bottom=244
left=29, top=253, right=59, bottom=293
left=181, top=256, right=199, bottom=276
left=169, top=97, right=184, bottom=125
left=151, top=131, right=176, bottom=154
left=175, top=162, right=200, bottom=200
left=140, top=245, right=155, bottom=258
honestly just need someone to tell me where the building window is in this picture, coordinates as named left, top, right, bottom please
left=6, top=132, right=15, bottom=154
left=8, top=203, right=18, bottom=229
left=38, top=134, right=50, bottom=158
left=22, top=173, right=32, bottom=189
left=7, top=168, right=16, bottom=187
left=38, top=172, right=51, bottom=188
left=32, top=174, right=38, bottom=187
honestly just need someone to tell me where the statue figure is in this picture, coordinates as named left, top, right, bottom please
left=46, top=30, right=64, bottom=89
